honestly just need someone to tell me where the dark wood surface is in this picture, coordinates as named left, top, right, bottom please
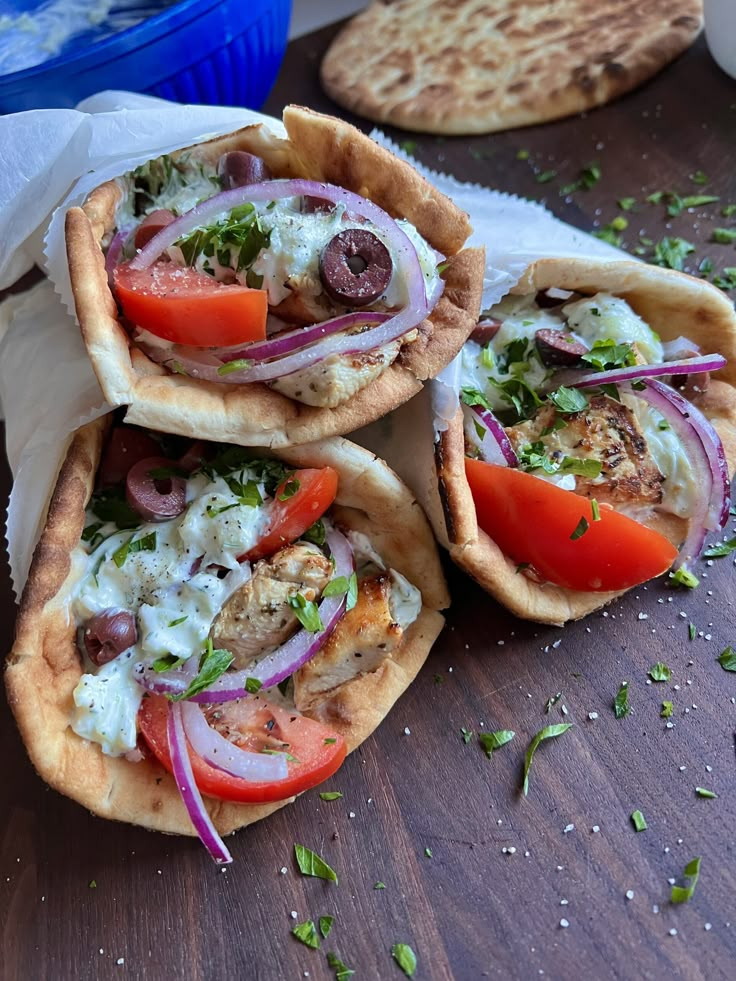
left=3, top=23, right=736, bottom=981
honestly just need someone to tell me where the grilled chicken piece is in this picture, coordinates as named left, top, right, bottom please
left=293, top=573, right=402, bottom=711
left=269, top=337, right=405, bottom=408
left=210, top=543, right=332, bottom=668
left=506, top=395, right=665, bottom=507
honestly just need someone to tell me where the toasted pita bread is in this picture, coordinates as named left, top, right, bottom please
left=5, top=419, right=448, bottom=836
left=320, top=0, right=702, bottom=136
left=65, top=105, right=484, bottom=448
left=434, top=258, right=736, bottom=625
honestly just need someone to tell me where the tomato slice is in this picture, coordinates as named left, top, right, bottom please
left=138, top=693, right=347, bottom=803
left=113, top=260, right=267, bottom=346
left=465, top=459, right=679, bottom=592
left=245, top=467, right=339, bottom=562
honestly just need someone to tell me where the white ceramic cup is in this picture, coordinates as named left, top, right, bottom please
left=704, top=0, right=736, bottom=80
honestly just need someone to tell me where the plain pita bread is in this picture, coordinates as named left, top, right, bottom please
left=65, top=105, right=484, bottom=448
left=5, top=419, right=449, bottom=836
left=434, top=257, right=736, bottom=625
left=321, top=0, right=703, bottom=135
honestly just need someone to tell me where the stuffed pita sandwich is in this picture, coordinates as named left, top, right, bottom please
left=5, top=417, right=448, bottom=861
left=432, top=258, right=736, bottom=625
left=65, top=105, right=483, bottom=448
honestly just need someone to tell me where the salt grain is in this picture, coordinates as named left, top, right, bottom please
left=403, top=727, right=411, bottom=736
left=705, top=923, right=712, bottom=931
left=290, top=911, right=298, bottom=919
left=626, top=890, right=635, bottom=901
left=563, top=824, right=575, bottom=834
left=280, top=867, right=287, bottom=875
left=669, top=928, right=678, bottom=937
left=588, top=712, right=598, bottom=721
left=560, top=918, right=570, bottom=928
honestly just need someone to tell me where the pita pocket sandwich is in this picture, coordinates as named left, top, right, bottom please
left=432, top=258, right=736, bottom=625
left=6, top=417, right=448, bottom=862
left=65, top=105, right=483, bottom=449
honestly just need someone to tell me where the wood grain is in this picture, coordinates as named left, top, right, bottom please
left=2, top=24, right=736, bottom=981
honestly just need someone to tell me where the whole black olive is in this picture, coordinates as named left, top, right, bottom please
left=319, top=228, right=393, bottom=306
left=84, top=609, right=137, bottom=665
left=217, top=151, right=271, bottom=189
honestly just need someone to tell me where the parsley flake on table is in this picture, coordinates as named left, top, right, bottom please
left=630, top=810, right=648, bottom=832
left=648, top=662, right=671, bottom=682
left=319, top=792, right=343, bottom=801
left=544, top=692, right=563, bottom=713
left=374, top=881, right=386, bottom=890
left=319, top=916, right=334, bottom=939
left=661, top=701, right=674, bottom=718
left=560, top=162, right=601, bottom=195
left=711, top=228, right=736, bottom=244
left=717, top=646, right=736, bottom=672
left=479, top=730, right=515, bottom=758
left=695, top=787, right=718, bottom=799
left=460, top=727, right=474, bottom=744
left=688, top=622, right=697, bottom=642
left=292, top=919, right=321, bottom=949
left=671, top=857, right=702, bottom=904
left=536, top=169, right=557, bottom=183
left=690, top=170, right=708, bottom=185
left=522, top=724, right=573, bottom=796
left=613, top=682, right=630, bottom=719
left=618, top=197, right=637, bottom=212
left=652, top=236, right=695, bottom=270
left=424, top=847, right=433, bottom=859
left=704, top=536, right=736, bottom=558
left=294, top=845, right=338, bottom=884
left=327, top=952, right=355, bottom=980
left=392, top=943, right=418, bottom=977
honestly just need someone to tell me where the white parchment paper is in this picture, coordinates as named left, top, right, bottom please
left=0, top=92, right=627, bottom=598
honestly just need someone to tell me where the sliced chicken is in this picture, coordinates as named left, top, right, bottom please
left=293, top=573, right=403, bottom=712
left=506, top=394, right=665, bottom=508
left=210, top=543, right=332, bottom=668
left=269, top=337, right=404, bottom=408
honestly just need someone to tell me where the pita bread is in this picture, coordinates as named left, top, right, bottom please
left=434, top=257, right=736, bottom=625
left=5, top=419, right=448, bottom=836
left=65, top=105, right=484, bottom=448
left=320, top=0, right=703, bottom=135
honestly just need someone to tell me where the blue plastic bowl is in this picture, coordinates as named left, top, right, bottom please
left=0, top=0, right=291, bottom=113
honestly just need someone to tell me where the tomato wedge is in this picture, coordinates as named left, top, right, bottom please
left=139, top=693, right=346, bottom=803
left=245, top=467, right=339, bottom=562
left=465, top=459, right=679, bottom=592
left=114, top=260, right=267, bottom=346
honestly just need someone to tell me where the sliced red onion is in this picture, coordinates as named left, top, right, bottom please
left=180, top=701, right=287, bottom=781
left=622, top=379, right=731, bottom=568
left=167, top=702, right=232, bottom=865
left=567, top=353, right=725, bottom=389
left=662, top=336, right=700, bottom=361
left=105, top=230, right=129, bottom=286
left=463, top=403, right=518, bottom=467
left=127, top=179, right=434, bottom=381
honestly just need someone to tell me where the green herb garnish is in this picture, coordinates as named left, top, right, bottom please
left=301, top=519, right=326, bottom=547
left=695, top=787, right=718, bottom=799
left=652, top=236, right=695, bottom=270
left=648, top=662, right=671, bottom=682
left=169, top=639, right=234, bottom=701
left=460, top=727, right=473, bottom=744
left=614, top=681, right=630, bottom=719
left=320, top=916, right=334, bottom=939
left=326, top=952, right=354, bottom=980
left=88, top=487, right=141, bottom=529
left=690, top=170, right=708, bottom=185
left=278, top=477, right=301, bottom=501
left=661, top=701, right=674, bottom=718
left=671, top=857, right=701, bottom=904
left=570, top=516, right=590, bottom=541
left=289, top=593, right=324, bottom=633
left=580, top=339, right=636, bottom=371
left=560, top=163, right=600, bottom=195
left=479, top=730, right=515, bottom=758
left=711, top=228, right=736, bottom=244
left=536, top=170, right=557, bottom=184
left=322, top=572, right=359, bottom=612
left=669, top=567, right=699, bottom=589
left=522, top=724, right=573, bottom=796
left=152, top=653, right=186, bottom=673
left=717, top=646, right=736, bottom=672
left=294, top=844, right=338, bottom=883
left=292, top=920, right=321, bottom=949
left=217, top=359, right=253, bottom=376
left=631, top=810, right=648, bottom=832
left=618, top=197, right=637, bottom=212
left=704, top=536, right=736, bottom=558
left=591, top=499, right=601, bottom=522
left=112, top=530, right=157, bottom=568
left=548, top=385, right=589, bottom=414
left=319, top=792, right=343, bottom=801
left=392, top=943, right=418, bottom=977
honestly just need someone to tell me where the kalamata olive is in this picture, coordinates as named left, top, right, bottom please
left=301, top=195, right=334, bottom=214
left=177, top=440, right=211, bottom=473
left=535, top=328, right=590, bottom=366
left=98, top=426, right=161, bottom=488
left=319, top=228, right=393, bottom=306
left=84, top=609, right=137, bottom=665
left=535, top=289, right=571, bottom=309
left=471, top=318, right=502, bottom=344
left=217, top=151, right=271, bottom=189
left=126, top=456, right=187, bottom=521
left=134, top=209, right=176, bottom=250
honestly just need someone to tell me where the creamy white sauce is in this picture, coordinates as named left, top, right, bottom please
left=563, top=294, right=664, bottom=364
left=389, top=571, right=422, bottom=629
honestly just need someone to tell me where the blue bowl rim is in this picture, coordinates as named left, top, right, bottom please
left=0, top=0, right=278, bottom=85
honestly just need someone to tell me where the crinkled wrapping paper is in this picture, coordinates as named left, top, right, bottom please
left=0, top=91, right=624, bottom=598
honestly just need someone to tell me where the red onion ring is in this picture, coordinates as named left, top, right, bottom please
left=463, top=404, right=518, bottom=467
left=166, top=702, right=232, bottom=865
left=105, top=229, right=130, bottom=287
left=180, top=702, right=288, bottom=781
left=567, top=354, right=725, bottom=390
left=127, top=179, right=437, bottom=382
left=621, top=379, right=731, bottom=568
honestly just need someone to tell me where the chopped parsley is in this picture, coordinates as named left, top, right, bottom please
left=278, top=477, right=301, bottom=501
left=224, top=474, right=263, bottom=508
left=460, top=727, right=473, bottom=744
left=81, top=521, right=105, bottom=549
left=695, top=787, right=718, bottom=799
left=177, top=202, right=270, bottom=274
left=217, top=359, right=253, bottom=376
left=320, top=916, right=334, bottom=939
left=703, top=536, right=736, bottom=558
left=560, top=163, right=601, bottom=195
left=661, top=700, right=674, bottom=718
left=374, top=881, right=386, bottom=890
left=591, top=499, right=601, bottom=522
left=322, top=573, right=359, bottom=612
left=580, top=339, right=636, bottom=371
left=294, top=844, right=338, bottom=883
left=711, top=228, right=736, bottom=244
left=479, top=730, right=515, bottom=758
left=544, top=692, right=563, bottom=713
left=722, top=204, right=736, bottom=218
left=548, top=386, right=589, bottom=414
left=326, top=952, right=354, bottom=980
left=292, top=919, right=321, bottom=949
left=713, top=267, right=736, bottom=290
left=690, top=170, right=708, bottom=185
left=152, top=653, right=186, bottom=672
left=167, top=615, right=188, bottom=627
left=392, top=943, right=418, bottom=977
left=592, top=223, right=624, bottom=247
left=301, top=519, right=326, bottom=547
left=461, top=386, right=492, bottom=410
left=289, top=593, right=324, bottom=633
left=688, top=623, right=697, bottom=642
left=630, top=810, right=648, bottom=832
left=648, top=662, right=671, bottom=682
left=244, top=677, right=262, bottom=694
left=652, top=236, right=695, bottom=270
left=613, top=681, right=630, bottom=719
left=618, top=197, right=637, bottom=212
left=424, top=847, right=433, bottom=859
left=319, top=791, right=343, bottom=801
left=522, top=723, right=573, bottom=796
left=671, top=856, right=701, bottom=904
left=112, top=530, right=157, bottom=569
left=570, top=516, right=590, bottom=541
left=535, top=170, right=557, bottom=184
left=717, top=646, right=736, bottom=672
left=168, top=639, right=234, bottom=701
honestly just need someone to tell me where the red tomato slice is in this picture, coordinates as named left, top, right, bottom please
left=114, top=260, right=267, bottom=346
left=139, top=693, right=346, bottom=803
left=465, top=459, right=679, bottom=592
left=245, top=467, right=339, bottom=562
